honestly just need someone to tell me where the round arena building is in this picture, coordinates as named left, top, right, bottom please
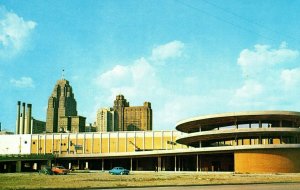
left=176, top=111, right=300, bottom=173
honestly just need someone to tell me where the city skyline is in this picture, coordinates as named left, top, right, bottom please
left=1, top=1, right=300, bottom=132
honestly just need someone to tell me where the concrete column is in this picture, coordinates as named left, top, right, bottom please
left=199, top=155, right=202, bottom=172
left=69, top=163, right=72, bottom=170
left=130, top=158, right=133, bottom=171
left=44, top=134, right=46, bottom=154
left=125, top=132, right=127, bottom=152
left=91, top=133, right=94, bottom=154
left=100, top=133, right=102, bottom=153
left=161, top=131, right=163, bottom=149
left=174, top=156, right=177, bottom=172
left=134, top=132, right=137, bottom=150
left=259, top=136, right=262, bottom=144
left=52, top=134, right=54, bottom=154
left=67, top=134, right=70, bottom=154
left=16, top=101, right=21, bottom=134
left=85, top=162, right=89, bottom=170
left=143, top=131, right=145, bottom=150
left=162, top=158, right=165, bottom=171
left=59, top=134, right=62, bottom=155
left=37, top=135, right=40, bottom=154
left=33, top=163, right=38, bottom=170
left=25, top=104, right=32, bottom=134
left=108, top=133, right=110, bottom=153
left=235, top=135, right=237, bottom=146
left=196, top=154, right=199, bottom=172
left=21, top=103, right=26, bottom=134
left=83, top=133, right=86, bottom=154
left=102, top=159, right=104, bottom=171
left=16, top=161, right=22, bottom=172
left=158, top=156, right=162, bottom=172
left=152, top=131, right=154, bottom=149
left=117, top=132, right=119, bottom=152
left=259, top=120, right=262, bottom=128
left=171, top=131, right=174, bottom=149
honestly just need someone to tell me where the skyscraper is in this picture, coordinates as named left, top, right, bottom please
left=96, top=95, right=152, bottom=132
left=113, top=95, right=129, bottom=131
left=96, top=108, right=115, bottom=132
left=46, top=79, right=85, bottom=133
left=123, top=101, right=152, bottom=131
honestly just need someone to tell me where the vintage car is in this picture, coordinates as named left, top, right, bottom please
left=52, top=166, right=70, bottom=175
left=108, top=167, right=130, bottom=175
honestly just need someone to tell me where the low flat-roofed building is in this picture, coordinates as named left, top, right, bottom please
left=2, top=110, right=300, bottom=174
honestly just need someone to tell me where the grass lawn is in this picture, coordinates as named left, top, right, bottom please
left=0, top=171, right=300, bottom=189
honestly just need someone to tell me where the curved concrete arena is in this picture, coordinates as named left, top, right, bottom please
left=175, top=110, right=300, bottom=173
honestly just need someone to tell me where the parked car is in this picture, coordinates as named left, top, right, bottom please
left=52, top=166, right=70, bottom=175
left=39, top=166, right=53, bottom=175
left=108, top=167, right=130, bottom=175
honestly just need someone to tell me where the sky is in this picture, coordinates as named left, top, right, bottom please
left=1, top=0, right=300, bottom=132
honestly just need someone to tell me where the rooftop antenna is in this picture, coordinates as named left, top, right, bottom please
left=62, top=69, right=65, bottom=79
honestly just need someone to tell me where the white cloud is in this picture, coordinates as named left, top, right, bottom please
left=10, top=77, right=34, bottom=88
left=231, top=42, right=300, bottom=110
left=0, top=6, right=36, bottom=59
left=151, top=40, right=184, bottom=61
left=230, top=80, right=265, bottom=108
left=238, top=42, right=299, bottom=77
left=234, top=80, right=263, bottom=99
left=96, top=64, right=131, bottom=89
left=95, top=57, right=160, bottom=105
left=280, top=68, right=300, bottom=89
left=229, top=81, right=265, bottom=109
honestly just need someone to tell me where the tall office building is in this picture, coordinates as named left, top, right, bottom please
left=96, top=108, right=115, bottom=132
left=46, top=78, right=85, bottom=133
left=113, top=95, right=129, bottom=131
left=97, top=95, right=152, bottom=131
left=124, top=101, right=152, bottom=131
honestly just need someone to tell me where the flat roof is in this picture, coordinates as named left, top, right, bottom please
left=176, top=111, right=300, bottom=133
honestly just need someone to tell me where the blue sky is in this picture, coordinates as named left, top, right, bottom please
left=1, top=0, right=300, bottom=132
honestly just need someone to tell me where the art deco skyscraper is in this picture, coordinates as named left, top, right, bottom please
left=112, top=95, right=152, bottom=131
left=113, top=95, right=129, bottom=131
left=46, top=79, right=77, bottom=133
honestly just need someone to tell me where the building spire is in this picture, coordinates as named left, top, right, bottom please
left=62, top=69, right=65, bottom=80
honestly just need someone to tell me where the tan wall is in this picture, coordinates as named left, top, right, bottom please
left=29, top=131, right=186, bottom=155
left=235, top=149, right=300, bottom=173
